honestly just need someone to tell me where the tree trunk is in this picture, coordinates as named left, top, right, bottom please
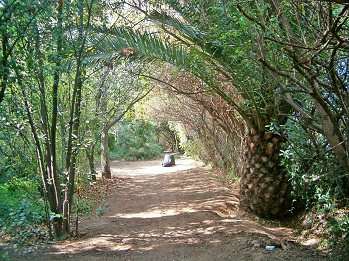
left=314, top=99, right=349, bottom=172
left=86, top=143, right=97, bottom=175
left=240, top=128, right=292, bottom=218
left=0, top=19, right=9, bottom=105
left=101, top=127, right=112, bottom=179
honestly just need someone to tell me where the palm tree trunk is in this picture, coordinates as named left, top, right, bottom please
left=240, top=128, right=292, bottom=218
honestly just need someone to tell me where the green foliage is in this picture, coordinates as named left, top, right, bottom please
left=109, top=119, right=163, bottom=161
left=329, top=211, right=349, bottom=253
left=0, top=79, right=48, bottom=243
left=157, top=121, right=181, bottom=153
left=280, top=118, right=349, bottom=248
left=0, top=178, right=39, bottom=216
left=0, top=178, right=48, bottom=244
left=89, top=26, right=187, bottom=66
left=1, top=252, right=11, bottom=261
left=95, top=200, right=111, bottom=217
left=0, top=115, right=37, bottom=184
left=72, top=197, right=94, bottom=216
left=182, top=138, right=209, bottom=163
left=281, top=119, right=346, bottom=209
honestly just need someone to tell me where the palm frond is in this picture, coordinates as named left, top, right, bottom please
left=85, top=26, right=187, bottom=67
left=84, top=24, right=250, bottom=124
left=148, top=10, right=229, bottom=66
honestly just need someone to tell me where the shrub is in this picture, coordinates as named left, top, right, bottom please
left=1, top=199, right=47, bottom=244
left=0, top=178, right=48, bottom=244
left=280, top=119, right=348, bottom=251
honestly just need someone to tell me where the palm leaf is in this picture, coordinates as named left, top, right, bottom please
left=85, top=23, right=251, bottom=126
left=86, top=26, right=187, bottom=67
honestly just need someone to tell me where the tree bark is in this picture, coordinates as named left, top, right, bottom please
left=101, top=127, right=112, bottom=179
left=0, top=21, right=9, bottom=105
left=240, top=128, right=293, bottom=218
left=86, top=143, right=97, bottom=175
left=313, top=99, right=349, bottom=191
left=32, top=14, right=63, bottom=237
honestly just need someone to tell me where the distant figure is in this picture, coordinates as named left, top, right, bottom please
left=185, top=136, right=193, bottom=142
left=162, top=154, right=175, bottom=167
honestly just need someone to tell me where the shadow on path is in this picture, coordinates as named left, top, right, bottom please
left=7, top=157, right=329, bottom=260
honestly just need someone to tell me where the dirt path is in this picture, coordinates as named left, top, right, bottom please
left=3, top=157, right=329, bottom=260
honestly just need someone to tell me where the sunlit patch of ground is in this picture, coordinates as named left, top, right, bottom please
left=97, top=156, right=205, bottom=177
left=3, top=156, right=332, bottom=260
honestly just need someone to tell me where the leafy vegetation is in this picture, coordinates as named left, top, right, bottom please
left=0, top=178, right=48, bottom=244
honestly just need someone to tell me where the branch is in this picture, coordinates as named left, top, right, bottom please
left=138, top=73, right=211, bottom=95
left=106, top=87, right=154, bottom=130
left=235, top=4, right=266, bottom=31
left=258, top=58, right=312, bottom=92
left=315, top=0, right=349, bottom=4
left=283, top=93, right=323, bottom=132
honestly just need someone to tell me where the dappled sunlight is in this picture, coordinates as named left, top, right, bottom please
left=50, top=190, right=295, bottom=259
left=50, top=213, right=233, bottom=256
left=24, top=158, right=328, bottom=260
left=97, top=156, right=206, bottom=177
left=50, top=209, right=296, bottom=259
left=114, top=207, right=196, bottom=218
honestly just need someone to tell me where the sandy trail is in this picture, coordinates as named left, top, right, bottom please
left=3, top=157, right=328, bottom=260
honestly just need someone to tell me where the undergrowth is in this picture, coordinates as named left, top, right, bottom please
left=0, top=178, right=48, bottom=244
left=279, top=119, right=349, bottom=256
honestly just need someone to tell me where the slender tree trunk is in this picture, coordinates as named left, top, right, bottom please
left=31, top=16, right=63, bottom=237
left=313, top=98, right=349, bottom=191
left=95, top=66, right=112, bottom=180
left=86, top=143, right=97, bottom=175
left=50, top=0, right=64, bottom=237
left=101, top=127, right=112, bottom=179
left=0, top=21, right=9, bottom=105
left=240, top=128, right=292, bottom=218
left=62, top=0, right=94, bottom=236
left=17, top=69, right=54, bottom=238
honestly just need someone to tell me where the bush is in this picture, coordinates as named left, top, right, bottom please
left=280, top=119, right=349, bottom=250
left=0, top=178, right=48, bottom=244
left=182, top=138, right=210, bottom=162
left=330, top=211, right=349, bottom=244
left=280, top=120, right=346, bottom=208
